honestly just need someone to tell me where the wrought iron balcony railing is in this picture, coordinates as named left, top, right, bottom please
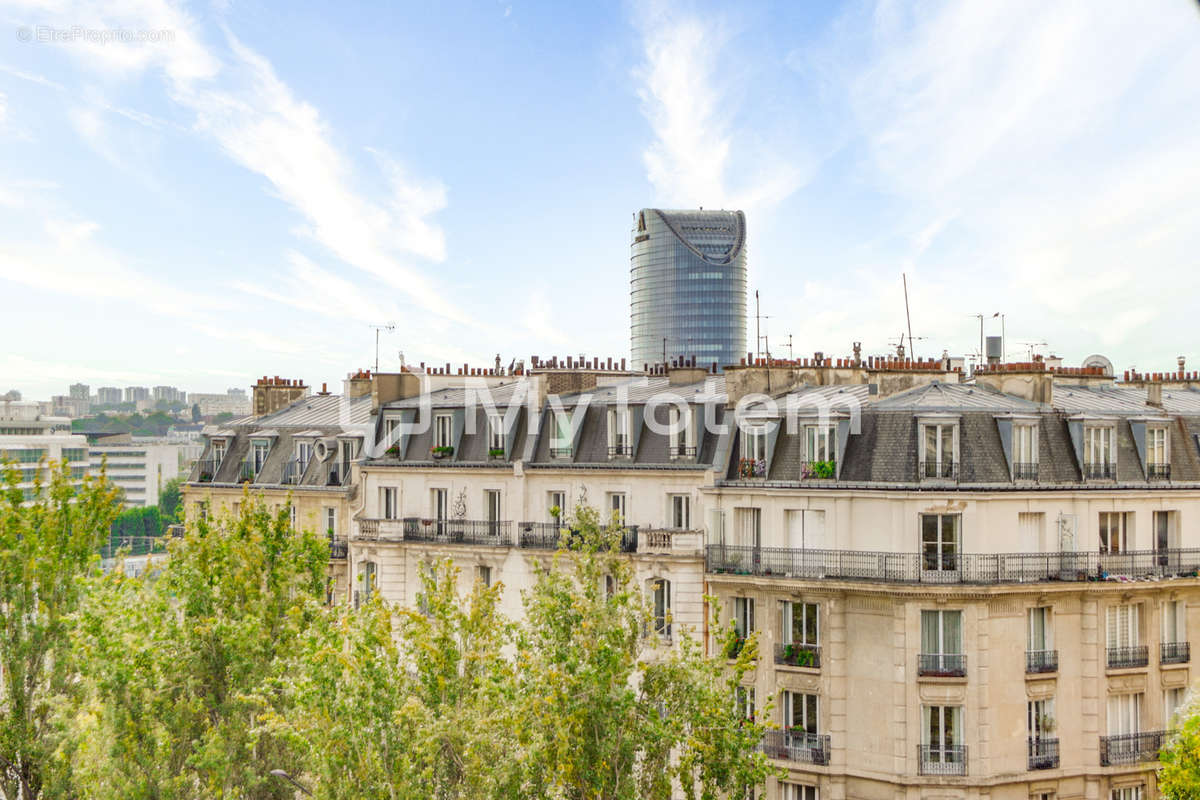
left=549, top=446, right=573, bottom=459
left=403, top=517, right=512, bottom=546
left=760, top=730, right=830, bottom=765
left=1084, top=462, right=1116, bottom=480
left=1026, top=649, right=1059, bottom=674
left=194, top=458, right=217, bottom=482
left=1148, top=463, right=1172, bottom=480
left=920, top=460, right=958, bottom=480
left=1013, top=462, right=1039, bottom=481
left=918, top=653, right=966, bottom=677
left=669, top=444, right=697, bottom=458
left=238, top=459, right=256, bottom=483
left=328, top=539, right=348, bottom=559
left=327, top=461, right=353, bottom=486
left=1107, top=645, right=1149, bottom=669
left=1028, top=737, right=1059, bottom=770
left=1099, top=730, right=1170, bottom=766
left=707, top=544, right=1200, bottom=585
left=608, top=443, right=633, bottom=458
left=918, top=745, right=967, bottom=775
left=774, top=643, right=821, bottom=669
left=280, top=457, right=306, bottom=485
left=738, top=458, right=766, bottom=478
left=517, top=522, right=638, bottom=552
left=1162, top=641, right=1190, bottom=664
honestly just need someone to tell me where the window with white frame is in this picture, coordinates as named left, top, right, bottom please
left=921, top=610, right=963, bottom=660
left=734, top=596, right=755, bottom=639
left=325, top=506, right=337, bottom=537
left=552, top=413, right=572, bottom=455
left=1028, top=698, right=1055, bottom=739
left=651, top=578, right=671, bottom=636
left=289, top=504, right=297, bottom=529
left=921, top=513, right=960, bottom=571
left=783, top=601, right=819, bottom=647
left=1013, top=423, right=1038, bottom=476
left=484, top=489, right=501, bottom=523
left=1147, top=427, right=1168, bottom=466
left=1111, top=787, right=1143, bottom=800
left=211, top=439, right=226, bottom=465
left=548, top=491, right=566, bottom=521
left=608, top=407, right=632, bottom=456
left=607, top=492, right=626, bottom=525
left=380, top=486, right=397, bottom=520
left=668, top=405, right=694, bottom=457
left=1108, top=692, right=1142, bottom=736
left=476, top=565, right=492, bottom=588
left=356, top=561, right=377, bottom=607
left=1165, top=687, right=1187, bottom=725
left=1028, top=607, right=1053, bottom=653
left=922, top=705, right=963, bottom=759
left=1085, top=425, right=1115, bottom=476
left=782, top=785, right=818, bottom=800
left=669, top=494, right=690, bottom=529
left=251, top=439, right=270, bottom=472
left=432, top=488, right=448, bottom=521
left=1154, top=510, right=1178, bottom=552
left=1099, top=512, right=1131, bottom=553
left=382, top=416, right=401, bottom=450
left=296, top=440, right=313, bottom=472
left=804, top=424, right=836, bottom=464
left=734, top=507, right=762, bottom=548
left=434, top=414, right=453, bottom=449
left=488, top=415, right=504, bottom=453
left=735, top=685, right=756, bottom=721
left=920, top=421, right=957, bottom=478
left=1107, top=604, right=1140, bottom=650
left=782, top=690, right=819, bottom=734
left=741, top=425, right=766, bottom=461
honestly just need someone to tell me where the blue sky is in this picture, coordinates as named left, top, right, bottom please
left=2, top=0, right=1199, bottom=399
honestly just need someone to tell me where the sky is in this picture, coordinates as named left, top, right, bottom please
left=1, top=0, right=1199, bottom=400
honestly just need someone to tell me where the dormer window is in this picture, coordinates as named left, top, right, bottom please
left=296, top=440, right=313, bottom=473
left=250, top=439, right=270, bottom=473
left=382, top=416, right=401, bottom=453
left=1084, top=425, right=1115, bottom=480
left=434, top=413, right=453, bottom=450
left=211, top=439, right=227, bottom=466
left=1013, top=423, right=1039, bottom=481
left=920, top=421, right=958, bottom=480
left=739, top=425, right=767, bottom=478
left=608, top=407, right=632, bottom=458
left=550, top=413, right=572, bottom=458
left=1147, top=427, right=1170, bottom=480
left=803, top=425, right=836, bottom=479
left=488, top=414, right=505, bottom=452
left=668, top=406, right=695, bottom=458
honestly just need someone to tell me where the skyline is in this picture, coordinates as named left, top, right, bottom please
left=2, top=0, right=1199, bottom=400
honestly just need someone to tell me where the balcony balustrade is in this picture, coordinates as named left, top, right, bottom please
left=760, top=730, right=830, bottom=765
left=1107, top=645, right=1149, bottom=669
left=1148, top=463, right=1172, bottom=480
left=403, top=517, right=512, bottom=546
left=194, top=458, right=217, bottom=482
left=1099, top=730, right=1170, bottom=765
left=1013, top=462, right=1039, bottom=481
left=918, top=653, right=967, bottom=678
left=1161, top=641, right=1190, bottom=664
left=918, top=745, right=967, bottom=776
left=328, top=539, right=348, bottom=559
left=669, top=444, right=697, bottom=458
left=920, top=460, right=959, bottom=480
left=281, top=457, right=306, bottom=485
left=1084, top=462, right=1116, bottom=480
left=774, top=643, right=821, bottom=669
left=1026, top=649, right=1059, bottom=674
left=517, top=522, right=638, bottom=552
left=1028, top=737, right=1059, bottom=770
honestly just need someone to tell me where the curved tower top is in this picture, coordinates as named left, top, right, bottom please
left=630, top=209, right=748, bottom=371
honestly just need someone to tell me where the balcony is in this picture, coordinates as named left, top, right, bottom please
left=760, top=730, right=830, bottom=765
left=1013, top=462, right=1039, bottom=481
left=281, top=457, right=307, bottom=485
left=774, top=643, right=821, bottom=669
left=403, top=517, right=512, bottom=546
left=1148, top=463, right=1172, bottom=481
left=1099, top=730, right=1171, bottom=766
left=669, top=444, right=697, bottom=458
left=1084, top=463, right=1116, bottom=480
left=1161, top=641, right=1190, bottom=665
left=1026, top=649, right=1059, bottom=674
left=920, top=460, right=958, bottom=480
left=354, top=518, right=405, bottom=541
left=238, top=459, right=256, bottom=483
left=801, top=460, right=836, bottom=480
left=517, top=522, right=638, bottom=552
left=1107, top=645, right=1149, bottom=669
left=327, top=461, right=353, bottom=486
left=607, top=444, right=633, bottom=458
left=918, top=653, right=966, bottom=678
left=738, top=458, right=766, bottom=478
left=193, top=458, right=217, bottom=482
left=1028, top=737, right=1059, bottom=770
left=918, top=745, right=967, bottom=776
left=639, top=528, right=704, bottom=555
left=706, top=544, right=1200, bottom=585
left=329, top=539, right=348, bottom=559
left=549, top=446, right=573, bottom=459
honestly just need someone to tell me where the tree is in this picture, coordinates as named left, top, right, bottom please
left=191, top=403, right=202, bottom=422
left=1159, top=701, right=1200, bottom=800
left=0, top=460, right=118, bottom=799
left=274, top=504, right=775, bottom=799
left=68, top=491, right=328, bottom=799
left=159, top=477, right=183, bottom=527
left=214, top=412, right=235, bottom=424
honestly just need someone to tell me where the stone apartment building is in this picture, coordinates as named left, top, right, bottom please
left=184, top=355, right=1200, bottom=800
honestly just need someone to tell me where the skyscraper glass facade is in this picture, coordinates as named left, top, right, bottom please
left=630, top=209, right=747, bottom=371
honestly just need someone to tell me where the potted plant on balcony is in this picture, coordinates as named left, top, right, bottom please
left=488, top=447, right=505, bottom=459
left=802, top=460, right=836, bottom=480
left=199, top=470, right=212, bottom=482
left=722, top=630, right=746, bottom=660
left=430, top=445, right=454, bottom=459
left=385, top=443, right=400, bottom=457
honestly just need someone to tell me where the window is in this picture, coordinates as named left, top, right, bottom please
left=1085, top=425, right=1115, bottom=477
left=920, top=421, right=956, bottom=478
left=1154, top=510, right=1177, bottom=553
left=1028, top=607, right=1054, bottom=659
left=921, top=514, right=960, bottom=571
left=356, top=561, right=377, bottom=607
left=251, top=439, right=270, bottom=473
left=488, top=415, right=504, bottom=452
left=380, top=487, right=397, bottom=520
left=476, top=565, right=492, bottom=588
left=340, top=439, right=356, bottom=466
left=1028, top=698, right=1055, bottom=739
left=735, top=686, right=756, bottom=722
left=920, top=610, right=963, bottom=674
left=484, top=489, right=501, bottom=523
left=668, top=405, right=694, bottom=457
left=211, top=439, right=226, bottom=465
left=325, top=506, right=337, bottom=537
left=1147, top=427, right=1168, bottom=468
left=652, top=578, right=671, bottom=636
left=1163, top=600, right=1185, bottom=644
left=1108, top=604, right=1140, bottom=648
left=741, top=426, right=766, bottom=460
left=734, top=597, right=755, bottom=639
left=607, top=492, right=626, bottom=525
left=782, top=691, right=819, bottom=734
left=548, top=491, right=566, bottom=522
left=782, top=785, right=818, bottom=800
left=1107, top=693, right=1142, bottom=736
left=922, top=705, right=963, bottom=760
left=804, top=425, right=836, bottom=464
left=669, top=494, right=690, bottom=529
left=552, top=413, right=572, bottom=456
left=432, top=488, right=448, bottom=521
left=435, top=414, right=453, bottom=449
left=783, top=601, right=819, bottom=647
left=382, top=416, right=401, bottom=449
left=1099, top=512, right=1130, bottom=553
left=195, top=500, right=209, bottom=521
left=1111, top=787, right=1142, bottom=800
left=289, top=504, right=297, bottom=529
left=1165, top=688, right=1186, bottom=724
left=1013, top=423, right=1038, bottom=478
left=735, top=507, right=762, bottom=548
left=608, top=407, right=631, bottom=456
left=296, top=440, right=313, bottom=472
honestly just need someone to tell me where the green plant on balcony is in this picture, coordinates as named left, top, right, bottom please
left=384, top=443, right=400, bottom=457
left=722, top=630, right=746, bottom=660
left=782, top=643, right=815, bottom=667
left=430, top=445, right=454, bottom=458
left=738, top=458, right=766, bottom=478
left=803, top=460, right=835, bottom=479
left=488, top=447, right=505, bottom=459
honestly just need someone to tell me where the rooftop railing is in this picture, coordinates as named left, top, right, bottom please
left=1099, top=730, right=1170, bottom=766
left=280, top=457, right=305, bottom=485
left=238, top=459, right=256, bottom=483
left=193, top=458, right=217, bottom=482
left=1084, top=462, right=1117, bottom=480
left=707, top=545, right=1200, bottom=585
left=1013, top=462, right=1039, bottom=481
left=1148, top=463, right=1172, bottom=480
left=760, top=730, right=830, bottom=765
left=669, top=444, right=697, bottom=458
left=608, top=444, right=633, bottom=458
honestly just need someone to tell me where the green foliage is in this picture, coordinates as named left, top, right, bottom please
left=1160, top=702, right=1200, bottom=800
left=68, top=491, right=328, bottom=799
left=109, top=505, right=162, bottom=540
left=73, top=411, right=184, bottom=437
left=0, top=459, right=119, bottom=799
left=159, top=477, right=183, bottom=525
left=804, top=460, right=836, bottom=479
left=214, top=412, right=235, bottom=423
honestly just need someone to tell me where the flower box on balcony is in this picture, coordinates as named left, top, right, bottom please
left=488, top=447, right=505, bottom=459
left=430, top=446, right=454, bottom=459
left=802, top=460, right=836, bottom=480
left=738, top=458, right=766, bottom=479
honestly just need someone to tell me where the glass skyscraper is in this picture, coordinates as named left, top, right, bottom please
left=630, top=208, right=747, bottom=371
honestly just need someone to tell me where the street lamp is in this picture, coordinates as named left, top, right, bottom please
left=269, top=769, right=312, bottom=796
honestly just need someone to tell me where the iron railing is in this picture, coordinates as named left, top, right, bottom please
left=1028, top=737, right=1059, bottom=770
left=517, top=522, right=638, bottom=552
left=1099, top=730, right=1170, bottom=766
left=327, top=461, right=353, bottom=486
left=1013, top=462, right=1039, bottom=481
left=1162, top=641, right=1190, bottom=664
left=280, top=457, right=306, bottom=485
left=193, top=458, right=218, bottom=482
left=1084, top=463, right=1116, bottom=480
left=920, top=460, right=959, bottom=480
left=403, top=517, right=512, bottom=546
left=918, top=745, right=967, bottom=775
left=760, top=730, right=830, bottom=765
left=1107, top=645, right=1149, bottom=669
left=918, top=653, right=966, bottom=677
left=608, top=444, right=633, bottom=458
left=238, top=459, right=256, bottom=482
left=1026, top=649, right=1059, bottom=673
left=707, top=544, right=1200, bottom=585
left=329, top=539, right=348, bottom=559
left=669, top=444, right=697, bottom=458
left=549, top=446, right=573, bottom=459
left=774, top=643, right=821, bottom=669
left=1148, top=463, right=1172, bottom=480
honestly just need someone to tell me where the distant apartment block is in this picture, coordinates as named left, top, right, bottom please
left=188, top=389, right=252, bottom=417
left=0, top=400, right=88, bottom=501
left=87, top=431, right=196, bottom=507
left=95, top=386, right=123, bottom=405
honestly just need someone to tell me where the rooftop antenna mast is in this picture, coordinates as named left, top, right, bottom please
left=370, top=322, right=395, bottom=373
left=902, top=273, right=915, bottom=358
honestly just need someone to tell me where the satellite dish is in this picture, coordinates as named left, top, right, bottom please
left=1082, top=354, right=1114, bottom=376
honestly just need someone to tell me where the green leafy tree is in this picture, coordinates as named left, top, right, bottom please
left=1160, top=701, right=1200, bottom=800
left=0, top=460, right=118, bottom=799
left=68, top=491, right=328, bottom=799
left=159, top=477, right=183, bottom=527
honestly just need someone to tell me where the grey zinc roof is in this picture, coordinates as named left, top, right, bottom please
left=383, top=381, right=535, bottom=410
left=556, top=375, right=727, bottom=406
left=872, top=381, right=1047, bottom=412
left=241, top=394, right=372, bottom=427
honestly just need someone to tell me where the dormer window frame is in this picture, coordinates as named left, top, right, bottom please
left=550, top=412, right=573, bottom=458
left=803, top=424, right=837, bottom=465
left=250, top=438, right=271, bottom=473
left=668, top=405, right=696, bottom=459
left=294, top=439, right=313, bottom=473
left=488, top=414, right=505, bottom=452
left=741, top=425, right=767, bottom=461
left=1146, top=424, right=1170, bottom=480
left=211, top=438, right=227, bottom=466
left=1083, top=420, right=1117, bottom=480
left=918, top=415, right=959, bottom=481
left=1008, top=416, right=1040, bottom=481
left=607, top=406, right=632, bottom=458
left=434, top=413, right=453, bottom=450
left=381, top=415, right=402, bottom=452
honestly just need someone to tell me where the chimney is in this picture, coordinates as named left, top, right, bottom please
left=1147, top=382, right=1164, bottom=407
left=344, top=370, right=373, bottom=399
left=252, top=376, right=308, bottom=416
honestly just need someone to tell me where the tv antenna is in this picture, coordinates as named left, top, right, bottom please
left=902, top=273, right=916, bottom=358
left=370, top=323, right=395, bottom=373
left=1019, top=341, right=1048, bottom=361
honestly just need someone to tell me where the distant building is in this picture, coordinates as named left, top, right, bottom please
left=630, top=208, right=747, bottom=371
left=152, top=385, right=185, bottom=405
left=86, top=431, right=195, bottom=507
left=0, top=400, right=88, bottom=501
left=95, top=386, right=123, bottom=405
left=187, top=389, right=252, bottom=418
left=50, top=394, right=89, bottom=418
left=124, top=386, right=150, bottom=404
left=69, top=382, right=90, bottom=401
